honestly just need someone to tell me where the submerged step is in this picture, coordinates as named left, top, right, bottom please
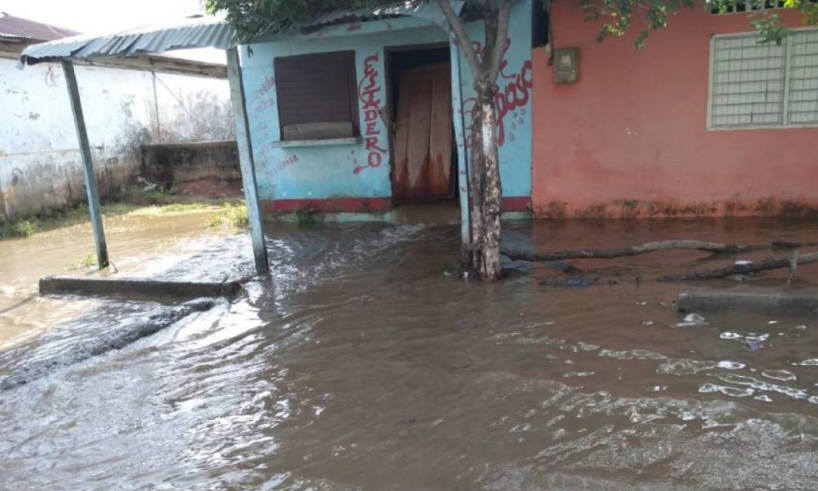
left=674, top=290, right=818, bottom=316
left=0, top=298, right=216, bottom=391
left=39, top=276, right=243, bottom=300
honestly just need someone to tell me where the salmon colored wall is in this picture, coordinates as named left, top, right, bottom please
left=533, top=6, right=818, bottom=218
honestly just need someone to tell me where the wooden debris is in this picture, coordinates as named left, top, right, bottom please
left=787, top=250, right=800, bottom=285
left=659, top=251, right=818, bottom=282
left=503, top=240, right=818, bottom=263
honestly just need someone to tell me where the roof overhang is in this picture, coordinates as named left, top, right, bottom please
left=19, top=16, right=235, bottom=68
left=19, top=1, right=463, bottom=70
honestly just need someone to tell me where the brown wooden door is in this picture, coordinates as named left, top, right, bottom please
left=392, top=62, right=453, bottom=202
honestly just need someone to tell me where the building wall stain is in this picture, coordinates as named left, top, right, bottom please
left=535, top=198, right=818, bottom=219
left=0, top=59, right=232, bottom=223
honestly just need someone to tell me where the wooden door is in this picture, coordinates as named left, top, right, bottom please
left=392, top=62, right=453, bottom=202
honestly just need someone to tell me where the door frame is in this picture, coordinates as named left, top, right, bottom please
left=384, top=42, right=453, bottom=204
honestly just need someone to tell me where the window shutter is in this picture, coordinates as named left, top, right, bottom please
left=711, top=36, right=787, bottom=127
left=787, top=30, right=818, bottom=124
left=274, top=51, right=359, bottom=140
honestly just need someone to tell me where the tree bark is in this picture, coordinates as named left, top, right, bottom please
left=437, top=0, right=510, bottom=280
left=467, top=83, right=504, bottom=279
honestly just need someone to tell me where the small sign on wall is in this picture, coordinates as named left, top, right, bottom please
left=554, top=48, right=578, bottom=84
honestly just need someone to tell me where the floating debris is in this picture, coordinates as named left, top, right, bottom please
left=674, top=313, right=709, bottom=328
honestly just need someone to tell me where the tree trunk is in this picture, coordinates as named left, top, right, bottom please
left=434, top=0, right=510, bottom=281
left=468, top=82, right=503, bottom=280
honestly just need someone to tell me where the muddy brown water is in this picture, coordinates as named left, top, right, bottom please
left=2, top=218, right=818, bottom=490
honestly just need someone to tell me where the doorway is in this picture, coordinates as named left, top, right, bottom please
left=387, top=46, right=457, bottom=204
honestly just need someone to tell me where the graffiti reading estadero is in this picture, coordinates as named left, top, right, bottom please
left=356, top=53, right=388, bottom=174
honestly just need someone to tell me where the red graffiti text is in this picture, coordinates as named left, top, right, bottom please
left=463, top=39, right=532, bottom=147
left=356, top=53, right=387, bottom=174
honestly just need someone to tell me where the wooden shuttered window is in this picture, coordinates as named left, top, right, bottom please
left=274, top=51, right=360, bottom=141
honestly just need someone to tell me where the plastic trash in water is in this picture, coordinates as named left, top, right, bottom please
left=732, top=259, right=756, bottom=281
left=673, top=313, right=709, bottom=328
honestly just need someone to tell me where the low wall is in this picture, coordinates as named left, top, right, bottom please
left=141, top=141, right=240, bottom=184
left=0, top=147, right=141, bottom=222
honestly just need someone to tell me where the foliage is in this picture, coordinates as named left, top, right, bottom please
left=208, top=0, right=818, bottom=51
left=0, top=220, right=38, bottom=239
left=67, top=251, right=99, bottom=271
left=584, top=0, right=818, bottom=47
left=208, top=201, right=250, bottom=229
left=122, top=184, right=179, bottom=207
left=206, top=0, right=378, bottom=42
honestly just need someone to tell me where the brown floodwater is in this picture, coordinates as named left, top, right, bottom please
left=1, top=217, right=818, bottom=490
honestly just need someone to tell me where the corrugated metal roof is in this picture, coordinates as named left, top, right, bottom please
left=20, top=15, right=235, bottom=65
left=20, top=1, right=462, bottom=65
left=282, top=1, right=427, bottom=33
left=0, top=12, right=79, bottom=41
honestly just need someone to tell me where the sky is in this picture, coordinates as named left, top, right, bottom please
left=0, top=0, right=225, bottom=63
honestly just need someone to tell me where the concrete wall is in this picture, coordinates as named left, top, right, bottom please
left=532, top=6, right=818, bottom=219
left=459, top=0, right=533, bottom=211
left=242, top=0, right=532, bottom=217
left=0, top=58, right=232, bottom=222
left=142, top=140, right=239, bottom=184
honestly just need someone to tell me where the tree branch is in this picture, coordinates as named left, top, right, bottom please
left=501, top=240, right=792, bottom=262
left=436, top=0, right=483, bottom=78
left=487, top=0, right=513, bottom=82
left=659, top=251, right=818, bottom=282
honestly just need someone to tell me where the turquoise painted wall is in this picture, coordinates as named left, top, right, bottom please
left=241, top=1, right=533, bottom=208
left=458, top=0, right=533, bottom=200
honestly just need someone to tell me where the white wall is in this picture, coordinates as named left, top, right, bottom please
left=0, top=58, right=231, bottom=221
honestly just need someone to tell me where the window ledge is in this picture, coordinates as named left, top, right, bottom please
left=707, top=123, right=818, bottom=131
left=271, top=137, right=359, bottom=148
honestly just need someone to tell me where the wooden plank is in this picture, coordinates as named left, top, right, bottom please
left=392, top=68, right=413, bottom=201
left=427, top=62, right=454, bottom=198
left=404, top=66, right=433, bottom=199
left=227, top=47, right=270, bottom=276
left=61, top=60, right=108, bottom=269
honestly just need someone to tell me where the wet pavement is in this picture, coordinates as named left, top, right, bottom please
left=1, top=218, right=818, bottom=490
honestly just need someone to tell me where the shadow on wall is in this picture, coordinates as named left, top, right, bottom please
left=141, top=141, right=240, bottom=186
left=153, top=89, right=235, bottom=143
left=0, top=123, right=152, bottom=223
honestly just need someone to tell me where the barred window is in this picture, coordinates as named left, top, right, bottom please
left=708, top=30, right=818, bottom=129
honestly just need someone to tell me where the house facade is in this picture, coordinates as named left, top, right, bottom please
left=533, top=5, right=818, bottom=218
left=241, top=1, right=534, bottom=219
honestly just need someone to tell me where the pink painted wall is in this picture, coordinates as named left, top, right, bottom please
left=533, top=5, right=818, bottom=218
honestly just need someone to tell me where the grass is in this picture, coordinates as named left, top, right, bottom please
left=67, top=251, right=100, bottom=271
left=208, top=201, right=249, bottom=229
left=0, top=184, right=243, bottom=241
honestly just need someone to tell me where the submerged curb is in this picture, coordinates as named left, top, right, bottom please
left=39, top=276, right=243, bottom=300
left=0, top=298, right=216, bottom=391
left=674, top=291, right=818, bottom=316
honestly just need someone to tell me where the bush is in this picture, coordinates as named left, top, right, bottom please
left=13, top=220, right=37, bottom=238
left=208, top=201, right=249, bottom=229
left=123, top=185, right=176, bottom=206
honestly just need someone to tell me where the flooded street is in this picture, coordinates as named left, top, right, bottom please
left=2, top=218, right=818, bottom=490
